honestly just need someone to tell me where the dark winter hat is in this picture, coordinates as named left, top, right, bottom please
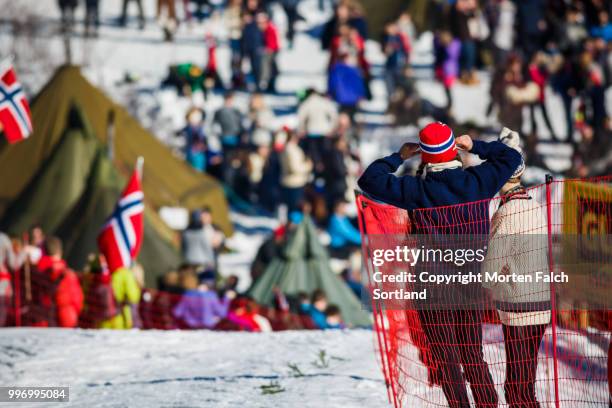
left=419, top=122, right=457, bottom=164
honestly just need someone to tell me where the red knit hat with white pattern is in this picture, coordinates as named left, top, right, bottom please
left=419, top=122, right=457, bottom=164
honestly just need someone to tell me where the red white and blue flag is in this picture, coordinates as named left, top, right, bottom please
left=97, top=170, right=144, bottom=273
left=0, top=62, right=33, bottom=143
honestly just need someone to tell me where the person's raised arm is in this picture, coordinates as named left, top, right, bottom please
left=459, top=134, right=522, bottom=199
left=357, top=143, right=421, bottom=210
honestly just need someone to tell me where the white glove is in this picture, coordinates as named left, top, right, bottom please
left=498, top=127, right=525, bottom=179
left=498, top=127, right=521, bottom=150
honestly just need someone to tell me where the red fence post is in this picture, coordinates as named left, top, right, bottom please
left=355, top=194, right=399, bottom=408
left=545, top=174, right=560, bottom=408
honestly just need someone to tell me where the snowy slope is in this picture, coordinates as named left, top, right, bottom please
left=0, top=325, right=607, bottom=408
left=0, top=328, right=387, bottom=408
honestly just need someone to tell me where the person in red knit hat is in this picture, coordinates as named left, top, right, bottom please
left=418, top=121, right=459, bottom=164
left=359, top=122, right=523, bottom=408
left=359, top=122, right=521, bottom=212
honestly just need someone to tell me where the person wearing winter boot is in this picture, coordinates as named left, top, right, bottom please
left=358, top=122, right=522, bottom=408
left=483, top=128, right=550, bottom=408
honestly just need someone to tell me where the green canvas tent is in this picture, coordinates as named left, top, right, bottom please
left=248, top=216, right=371, bottom=327
left=0, top=65, right=232, bottom=235
left=1, top=105, right=180, bottom=287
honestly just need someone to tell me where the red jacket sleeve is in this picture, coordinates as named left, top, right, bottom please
left=266, top=24, right=280, bottom=52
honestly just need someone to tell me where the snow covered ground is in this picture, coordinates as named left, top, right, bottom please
left=0, top=325, right=607, bottom=407
left=0, top=328, right=387, bottom=408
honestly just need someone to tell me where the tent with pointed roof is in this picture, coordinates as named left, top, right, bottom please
left=1, top=104, right=180, bottom=287
left=248, top=216, right=371, bottom=327
left=0, top=64, right=232, bottom=235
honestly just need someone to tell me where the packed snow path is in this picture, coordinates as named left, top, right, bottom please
left=0, top=328, right=387, bottom=408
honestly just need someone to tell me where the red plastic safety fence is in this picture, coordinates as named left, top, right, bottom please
left=356, top=176, right=612, bottom=408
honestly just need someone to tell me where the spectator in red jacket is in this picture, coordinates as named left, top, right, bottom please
left=256, top=12, right=280, bottom=93
left=329, top=24, right=368, bottom=74
left=55, top=267, right=83, bottom=328
left=36, top=237, right=83, bottom=328
left=204, top=34, right=225, bottom=91
left=528, top=52, right=558, bottom=141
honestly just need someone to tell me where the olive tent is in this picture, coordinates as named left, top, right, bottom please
left=357, top=0, right=431, bottom=40
left=1, top=105, right=181, bottom=287
left=0, top=64, right=232, bottom=236
left=248, top=216, right=371, bottom=327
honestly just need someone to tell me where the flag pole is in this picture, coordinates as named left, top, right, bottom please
left=136, top=156, right=144, bottom=181
left=106, top=110, right=115, bottom=161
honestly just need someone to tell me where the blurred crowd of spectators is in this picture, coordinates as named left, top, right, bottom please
left=425, top=0, right=611, bottom=176
left=30, top=0, right=612, bottom=333
left=0, top=226, right=355, bottom=331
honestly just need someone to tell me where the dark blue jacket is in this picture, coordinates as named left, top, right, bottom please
left=328, top=63, right=366, bottom=107
left=514, top=0, right=545, bottom=35
left=357, top=140, right=521, bottom=234
left=241, top=21, right=263, bottom=55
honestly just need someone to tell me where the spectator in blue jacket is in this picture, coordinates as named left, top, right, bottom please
left=358, top=122, right=521, bottom=408
left=300, top=289, right=328, bottom=329
left=591, top=11, right=612, bottom=42
left=328, top=200, right=361, bottom=259
left=514, top=0, right=547, bottom=59
left=328, top=56, right=366, bottom=118
left=241, top=13, right=265, bottom=91
left=181, top=108, right=209, bottom=172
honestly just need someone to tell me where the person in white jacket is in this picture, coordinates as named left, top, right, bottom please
left=297, top=89, right=338, bottom=170
left=280, top=130, right=313, bottom=214
left=483, top=127, right=551, bottom=408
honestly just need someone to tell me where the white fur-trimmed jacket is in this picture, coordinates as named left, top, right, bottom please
left=482, top=192, right=551, bottom=326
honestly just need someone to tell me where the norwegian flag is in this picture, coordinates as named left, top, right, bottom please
left=0, top=62, right=33, bottom=143
left=97, top=169, right=144, bottom=273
